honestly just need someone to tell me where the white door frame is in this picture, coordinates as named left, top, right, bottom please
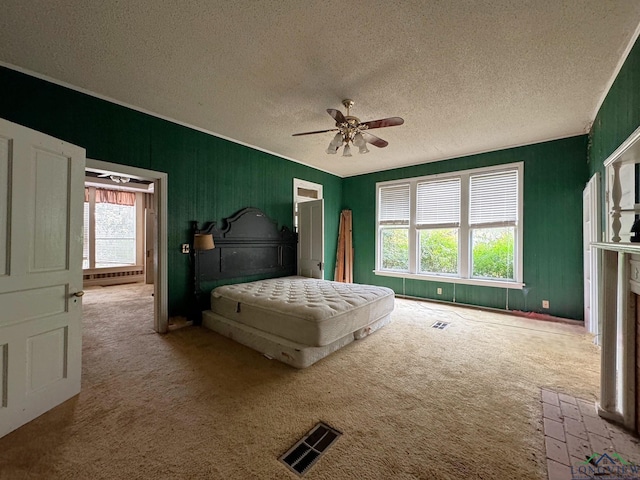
left=298, top=199, right=325, bottom=279
left=583, top=172, right=601, bottom=342
left=86, top=159, right=169, bottom=333
left=294, top=179, right=324, bottom=280
left=293, top=178, right=323, bottom=231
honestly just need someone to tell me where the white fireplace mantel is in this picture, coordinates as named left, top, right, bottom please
left=592, top=242, right=639, bottom=431
left=593, top=242, right=640, bottom=255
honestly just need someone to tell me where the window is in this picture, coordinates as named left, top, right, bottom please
left=378, top=184, right=410, bottom=271
left=376, top=162, right=523, bottom=288
left=83, top=201, right=90, bottom=269
left=94, top=202, right=136, bottom=267
left=416, top=178, right=460, bottom=275
left=468, top=170, right=518, bottom=281
left=83, top=187, right=138, bottom=269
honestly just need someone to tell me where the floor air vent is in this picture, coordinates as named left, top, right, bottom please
left=432, top=321, right=450, bottom=330
left=279, top=422, right=341, bottom=476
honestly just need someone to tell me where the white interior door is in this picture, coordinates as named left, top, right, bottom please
left=298, top=199, right=324, bottom=279
left=0, top=118, right=85, bottom=438
left=583, top=173, right=601, bottom=342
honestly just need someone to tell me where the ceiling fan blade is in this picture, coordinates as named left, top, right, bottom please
left=362, top=132, right=389, bottom=148
left=292, top=128, right=339, bottom=136
left=327, top=109, right=346, bottom=124
left=361, top=117, right=404, bottom=130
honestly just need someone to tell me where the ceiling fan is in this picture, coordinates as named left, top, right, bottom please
left=95, top=172, right=131, bottom=183
left=292, top=99, right=404, bottom=157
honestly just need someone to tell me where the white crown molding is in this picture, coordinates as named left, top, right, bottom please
left=591, top=22, right=640, bottom=122
left=0, top=61, right=339, bottom=178
left=343, top=133, right=584, bottom=178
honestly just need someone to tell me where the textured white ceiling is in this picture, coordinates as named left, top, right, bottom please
left=1, top=1, right=639, bottom=177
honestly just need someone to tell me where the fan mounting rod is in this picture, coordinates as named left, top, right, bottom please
left=342, top=99, right=354, bottom=115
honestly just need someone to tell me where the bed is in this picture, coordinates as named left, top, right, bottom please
left=196, top=208, right=395, bottom=368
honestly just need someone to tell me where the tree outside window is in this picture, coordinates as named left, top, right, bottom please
left=471, top=227, right=515, bottom=280
left=381, top=228, right=409, bottom=271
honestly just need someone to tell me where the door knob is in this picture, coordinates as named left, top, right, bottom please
left=72, top=291, right=85, bottom=297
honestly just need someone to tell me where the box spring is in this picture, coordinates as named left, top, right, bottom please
left=202, top=310, right=392, bottom=368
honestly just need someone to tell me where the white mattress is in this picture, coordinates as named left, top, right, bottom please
left=209, top=276, right=395, bottom=347
left=202, top=309, right=392, bottom=368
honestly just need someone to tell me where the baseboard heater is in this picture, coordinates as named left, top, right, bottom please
left=83, top=266, right=144, bottom=286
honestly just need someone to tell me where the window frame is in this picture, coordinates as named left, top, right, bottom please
left=83, top=186, right=144, bottom=271
left=375, top=162, right=524, bottom=289
left=293, top=178, right=323, bottom=232
left=415, top=177, right=462, bottom=276
left=378, top=183, right=411, bottom=272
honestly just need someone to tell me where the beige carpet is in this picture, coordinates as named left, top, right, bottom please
left=0, top=283, right=600, bottom=479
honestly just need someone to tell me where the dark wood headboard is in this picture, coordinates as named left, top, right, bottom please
left=194, top=208, right=297, bottom=282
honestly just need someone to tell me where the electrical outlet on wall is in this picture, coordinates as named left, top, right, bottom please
left=542, top=300, right=549, bottom=309
left=182, top=244, right=190, bottom=254
left=437, top=288, right=442, bottom=295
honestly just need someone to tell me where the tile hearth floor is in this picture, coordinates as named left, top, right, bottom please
left=541, top=389, right=640, bottom=479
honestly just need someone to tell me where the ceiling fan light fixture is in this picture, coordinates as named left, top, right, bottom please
left=331, top=132, right=343, bottom=146
left=353, top=132, right=369, bottom=154
left=342, top=143, right=352, bottom=157
left=109, top=175, right=131, bottom=184
left=326, top=132, right=344, bottom=154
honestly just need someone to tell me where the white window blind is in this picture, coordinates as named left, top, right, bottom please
left=379, top=184, right=410, bottom=224
left=416, top=178, right=461, bottom=226
left=469, top=170, right=518, bottom=226
left=83, top=202, right=90, bottom=269
left=94, top=202, right=136, bottom=267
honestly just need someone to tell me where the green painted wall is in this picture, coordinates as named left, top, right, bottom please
left=7, top=42, right=628, bottom=321
left=343, top=136, right=589, bottom=320
left=589, top=37, right=640, bottom=176
left=588, top=36, right=640, bottom=236
left=0, top=67, right=342, bottom=316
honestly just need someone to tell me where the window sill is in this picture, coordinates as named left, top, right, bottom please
left=373, top=270, right=525, bottom=290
